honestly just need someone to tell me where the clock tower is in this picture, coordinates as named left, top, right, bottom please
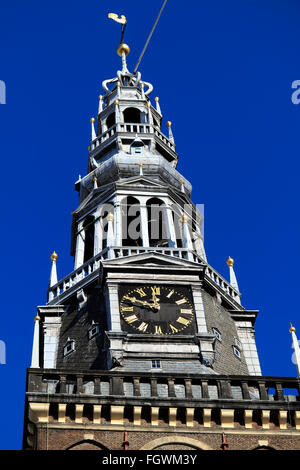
left=23, top=41, right=300, bottom=452
left=43, top=43, right=256, bottom=378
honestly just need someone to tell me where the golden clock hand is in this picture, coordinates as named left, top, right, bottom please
left=124, top=295, right=156, bottom=309
left=151, top=291, right=160, bottom=309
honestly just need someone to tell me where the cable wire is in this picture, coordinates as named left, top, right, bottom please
left=133, top=0, right=168, bottom=74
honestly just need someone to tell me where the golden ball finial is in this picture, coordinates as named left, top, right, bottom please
left=115, top=99, right=119, bottom=105
left=117, top=43, right=130, bottom=57
left=99, top=95, right=103, bottom=100
left=167, top=121, right=172, bottom=127
left=226, top=256, right=234, bottom=267
left=155, top=96, right=159, bottom=102
left=107, top=212, right=114, bottom=222
left=90, top=117, right=95, bottom=123
left=290, top=323, right=296, bottom=333
left=51, top=251, right=58, bottom=262
left=138, top=163, right=143, bottom=167
left=34, top=314, right=41, bottom=322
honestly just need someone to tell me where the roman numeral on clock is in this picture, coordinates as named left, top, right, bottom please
left=176, top=316, right=191, bottom=326
left=151, top=286, right=160, bottom=295
left=121, top=306, right=134, bottom=311
left=125, top=314, right=138, bottom=324
left=176, top=298, right=187, bottom=305
left=138, top=322, right=148, bottom=332
left=154, top=325, right=163, bottom=335
left=169, top=324, right=179, bottom=333
left=135, top=288, right=147, bottom=297
left=180, top=308, right=193, bottom=315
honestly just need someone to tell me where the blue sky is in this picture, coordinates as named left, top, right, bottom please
left=1, top=0, right=300, bottom=449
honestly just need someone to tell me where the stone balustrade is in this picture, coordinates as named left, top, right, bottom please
left=89, top=122, right=176, bottom=154
left=47, top=246, right=241, bottom=305
left=28, top=369, right=299, bottom=405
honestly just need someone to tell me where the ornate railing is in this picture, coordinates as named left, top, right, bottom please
left=89, top=122, right=176, bottom=153
left=47, top=246, right=241, bottom=305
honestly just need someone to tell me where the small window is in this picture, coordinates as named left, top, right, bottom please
left=133, top=147, right=142, bottom=154
left=233, top=346, right=241, bottom=359
left=234, top=337, right=242, bottom=349
left=151, top=360, right=161, bottom=369
left=63, top=339, right=75, bottom=357
left=88, top=324, right=99, bottom=340
left=212, top=328, right=222, bottom=342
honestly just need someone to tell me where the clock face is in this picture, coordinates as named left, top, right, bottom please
left=119, top=285, right=195, bottom=335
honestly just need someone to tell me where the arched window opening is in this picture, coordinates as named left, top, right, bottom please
left=83, top=215, right=95, bottom=263
left=121, top=196, right=142, bottom=246
left=146, top=198, right=168, bottom=247
left=123, top=107, right=141, bottom=124
left=106, top=112, right=116, bottom=130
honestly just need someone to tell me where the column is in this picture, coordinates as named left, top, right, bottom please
left=139, top=198, right=149, bottom=247
left=106, top=213, right=115, bottom=258
left=164, top=205, right=177, bottom=248
left=74, top=221, right=85, bottom=269
left=30, top=314, right=40, bottom=368
left=182, top=214, right=194, bottom=261
left=93, top=212, right=103, bottom=256
left=49, top=251, right=58, bottom=287
left=114, top=199, right=122, bottom=246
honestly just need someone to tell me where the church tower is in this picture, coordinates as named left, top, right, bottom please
left=23, top=39, right=300, bottom=451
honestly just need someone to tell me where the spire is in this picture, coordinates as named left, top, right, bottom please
left=49, top=251, right=58, bottom=287
left=115, top=99, right=120, bottom=122
left=290, top=323, right=300, bottom=377
left=226, top=256, right=239, bottom=292
left=98, top=95, right=103, bottom=114
left=146, top=101, right=153, bottom=125
left=30, top=313, right=40, bottom=368
left=90, top=117, right=96, bottom=141
left=167, top=121, right=174, bottom=144
left=180, top=178, right=185, bottom=193
left=93, top=175, right=98, bottom=189
left=155, top=96, right=162, bottom=115
left=138, top=163, right=143, bottom=176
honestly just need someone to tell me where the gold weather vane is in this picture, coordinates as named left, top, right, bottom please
left=108, top=13, right=127, bottom=44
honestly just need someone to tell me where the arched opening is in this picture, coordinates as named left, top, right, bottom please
left=121, top=196, right=142, bottom=246
left=146, top=198, right=168, bottom=247
left=106, top=112, right=116, bottom=130
left=66, top=439, right=108, bottom=450
left=123, top=107, right=141, bottom=124
left=83, top=215, right=95, bottom=263
left=139, top=436, right=212, bottom=450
